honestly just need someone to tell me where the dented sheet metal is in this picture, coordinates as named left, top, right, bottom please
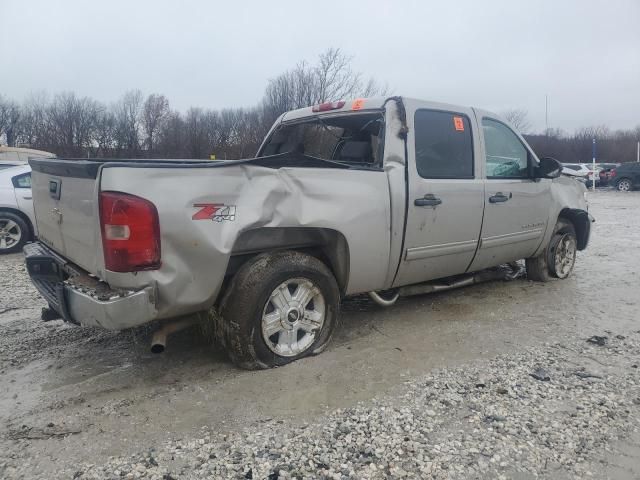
left=99, top=159, right=393, bottom=321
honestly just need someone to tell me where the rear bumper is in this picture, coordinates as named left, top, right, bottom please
left=24, top=242, right=158, bottom=330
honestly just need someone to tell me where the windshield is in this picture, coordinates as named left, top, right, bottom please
left=258, top=112, right=384, bottom=168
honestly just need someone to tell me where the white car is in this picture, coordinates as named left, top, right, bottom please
left=561, top=163, right=591, bottom=183
left=0, top=165, right=36, bottom=253
left=0, top=146, right=54, bottom=170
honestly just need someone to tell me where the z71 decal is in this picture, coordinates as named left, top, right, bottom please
left=192, top=203, right=236, bottom=222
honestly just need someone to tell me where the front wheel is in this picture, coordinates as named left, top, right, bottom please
left=526, top=219, right=577, bottom=282
left=217, top=251, right=340, bottom=369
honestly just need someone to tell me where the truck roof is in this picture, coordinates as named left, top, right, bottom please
left=280, top=96, right=485, bottom=123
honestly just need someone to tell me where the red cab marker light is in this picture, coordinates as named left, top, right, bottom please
left=311, top=101, right=345, bottom=113
left=351, top=98, right=365, bottom=110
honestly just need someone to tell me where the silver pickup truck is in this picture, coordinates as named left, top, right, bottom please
left=24, top=96, right=592, bottom=369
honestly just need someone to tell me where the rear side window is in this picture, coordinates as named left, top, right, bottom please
left=12, top=173, right=31, bottom=188
left=260, top=112, right=384, bottom=167
left=414, top=110, right=474, bottom=179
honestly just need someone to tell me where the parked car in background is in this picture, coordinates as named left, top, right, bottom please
left=610, top=163, right=640, bottom=191
left=561, top=163, right=590, bottom=184
left=597, top=163, right=621, bottom=186
left=0, top=165, right=35, bottom=253
left=580, top=163, right=602, bottom=187
left=0, top=146, right=54, bottom=169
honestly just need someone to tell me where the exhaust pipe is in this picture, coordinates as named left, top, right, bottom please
left=150, top=317, right=199, bottom=353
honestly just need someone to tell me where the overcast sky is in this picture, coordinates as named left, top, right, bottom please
left=1, top=0, right=639, bottom=133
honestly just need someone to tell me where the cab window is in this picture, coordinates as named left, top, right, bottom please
left=483, top=119, right=530, bottom=178
left=414, top=110, right=474, bottom=179
left=12, top=173, right=32, bottom=189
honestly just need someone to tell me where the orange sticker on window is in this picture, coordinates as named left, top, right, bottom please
left=453, top=116, right=465, bottom=131
left=351, top=98, right=365, bottom=110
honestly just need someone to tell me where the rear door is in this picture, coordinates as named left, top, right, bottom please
left=468, top=116, right=551, bottom=271
left=12, top=171, right=35, bottom=225
left=393, top=104, right=485, bottom=287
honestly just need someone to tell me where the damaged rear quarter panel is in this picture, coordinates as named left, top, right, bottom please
left=99, top=164, right=392, bottom=320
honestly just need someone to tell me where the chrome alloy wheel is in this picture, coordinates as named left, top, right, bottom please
left=553, top=233, right=577, bottom=278
left=618, top=179, right=631, bottom=191
left=261, top=278, right=326, bottom=357
left=0, top=219, right=22, bottom=251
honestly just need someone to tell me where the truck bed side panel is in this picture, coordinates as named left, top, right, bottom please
left=99, top=165, right=392, bottom=319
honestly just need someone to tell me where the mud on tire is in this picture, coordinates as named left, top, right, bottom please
left=216, top=251, right=340, bottom=370
left=526, top=218, right=577, bottom=282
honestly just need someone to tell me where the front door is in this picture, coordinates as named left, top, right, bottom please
left=394, top=106, right=485, bottom=287
left=468, top=116, right=551, bottom=272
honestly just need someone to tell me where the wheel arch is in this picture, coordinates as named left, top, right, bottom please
left=0, top=207, right=34, bottom=240
left=226, top=227, right=350, bottom=295
left=558, top=208, right=591, bottom=250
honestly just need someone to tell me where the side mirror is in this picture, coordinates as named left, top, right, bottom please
left=536, top=156, right=562, bottom=179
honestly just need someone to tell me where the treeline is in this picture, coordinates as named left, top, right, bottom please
left=0, top=48, right=386, bottom=160
left=524, top=126, right=640, bottom=164
left=1, top=48, right=638, bottom=163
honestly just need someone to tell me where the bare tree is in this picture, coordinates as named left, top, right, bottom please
left=502, top=109, right=532, bottom=133
left=17, top=92, right=49, bottom=147
left=0, top=98, right=21, bottom=146
left=263, top=47, right=390, bottom=123
left=0, top=94, right=8, bottom=142
left=94, top=109, right=117, bottom=156
left=156, top=110, right=186, bottom=158
left=114, top=90, right=143, bottom=154
left=142, top=94, right=169, bottom=153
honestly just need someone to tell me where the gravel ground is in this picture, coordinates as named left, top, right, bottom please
left=1, top=189, right=640, bottom=479
left=17, top=334, right=639, bottom=480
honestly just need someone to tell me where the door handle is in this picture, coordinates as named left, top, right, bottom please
left=415, top=194, right=442, bottom=207
left=489, top=192, right=512, bottom=203
left=22, top=196, right=32, bottom=200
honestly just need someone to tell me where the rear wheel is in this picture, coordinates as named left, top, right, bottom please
left=217, top=251, right=340, bottom=369
left=617, top=178, right=632, bottom=191
left=526, top=219, right=577, bottom=282
left=0, top=212, right=29, bottom=254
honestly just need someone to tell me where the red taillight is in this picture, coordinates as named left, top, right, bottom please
left=311, top=100, right=345, bottom=113
left=99, top=191, right=161, bottom=272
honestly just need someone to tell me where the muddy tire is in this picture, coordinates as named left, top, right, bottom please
left=217, top=251, right=340, bottom=370
left=0, top=212, right=29, bottom=254
left=526, top=219, right=577, bottom=282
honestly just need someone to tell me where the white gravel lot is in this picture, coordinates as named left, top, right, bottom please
left=41, top=334, right=640, bottom=480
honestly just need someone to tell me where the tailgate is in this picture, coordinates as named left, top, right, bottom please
left=30, top=159, right=102, bottom=274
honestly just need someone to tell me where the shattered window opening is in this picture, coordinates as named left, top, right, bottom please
left=259, top=113, right=385, bottom=169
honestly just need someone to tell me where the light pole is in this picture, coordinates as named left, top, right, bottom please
left=592, top=138, right=596, bottom=191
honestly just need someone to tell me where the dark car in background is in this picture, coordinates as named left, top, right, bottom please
left=598, top=163, right=620, bottom=186
left=610, top=163, right=640, bottom=191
